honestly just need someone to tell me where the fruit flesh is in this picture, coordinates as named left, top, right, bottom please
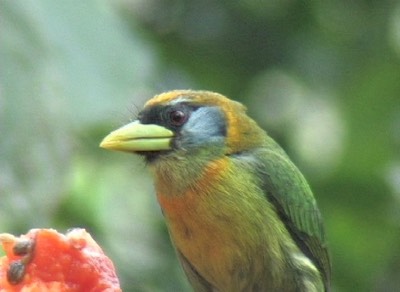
left=0, top=229, right=121, bottom=292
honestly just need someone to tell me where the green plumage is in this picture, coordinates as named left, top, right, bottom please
left=256, top=137, right=331, bottom=290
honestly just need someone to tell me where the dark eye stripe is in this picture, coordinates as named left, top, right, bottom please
left=138, top=103, right=200, bottom=130
left=138, top=105, right=164, bottom=125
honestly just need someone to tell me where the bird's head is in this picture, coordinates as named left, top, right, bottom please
left=100, top=90, right=266, bottom=165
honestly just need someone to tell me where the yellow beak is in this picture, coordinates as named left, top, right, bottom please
left=99, top=121, right=174, bottom=153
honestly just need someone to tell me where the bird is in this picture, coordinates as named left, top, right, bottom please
left=100, top=90, right=331, bottom=292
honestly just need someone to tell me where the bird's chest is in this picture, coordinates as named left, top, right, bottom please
left=154, top=157, right=279, bottom=290
left=156, top=185, right=271, bottom=290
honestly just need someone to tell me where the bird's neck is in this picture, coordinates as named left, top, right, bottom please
left=149, top=148, right=225, bottom=196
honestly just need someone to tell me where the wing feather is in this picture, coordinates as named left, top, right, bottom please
left=256, top=148, right=331, bottom=290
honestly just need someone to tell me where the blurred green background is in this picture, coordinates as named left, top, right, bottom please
left=1, top=0, right=399, bottom=291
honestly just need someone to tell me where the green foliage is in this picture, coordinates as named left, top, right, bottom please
left=1, top=0, right=399, bottom=291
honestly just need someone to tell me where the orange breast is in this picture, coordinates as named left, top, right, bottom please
left=156, top=158, right=241, bottom=287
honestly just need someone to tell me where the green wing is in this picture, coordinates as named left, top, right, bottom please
left=258, top=146, right=331, bottom=290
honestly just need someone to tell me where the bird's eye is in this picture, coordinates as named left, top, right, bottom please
left=169, top=110, right=188, bottom=126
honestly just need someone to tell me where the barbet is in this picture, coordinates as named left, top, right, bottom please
left=100, top=90, right=330, bottom=292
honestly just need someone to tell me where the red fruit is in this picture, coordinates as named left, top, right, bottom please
left=0, top=229, right=121, bottom=292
